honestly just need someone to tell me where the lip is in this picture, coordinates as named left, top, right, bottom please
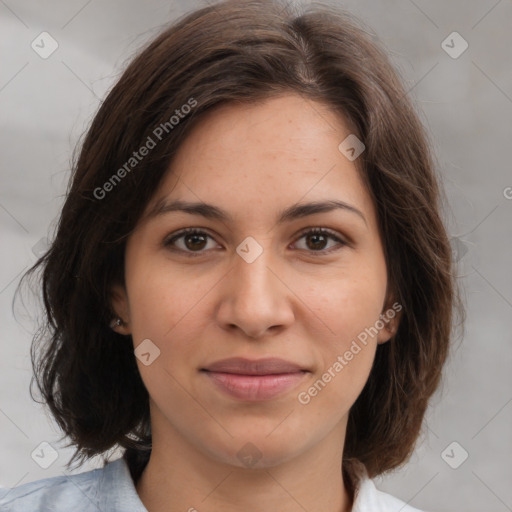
left=202, top=357, right=306, bottom=375
left=201, top=357, right=309, bottom=401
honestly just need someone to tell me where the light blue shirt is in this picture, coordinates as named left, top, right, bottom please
left=0, top=456, right=425, bottom=511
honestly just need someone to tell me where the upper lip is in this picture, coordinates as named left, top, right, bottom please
left=201, top=357, right=307, bottom=375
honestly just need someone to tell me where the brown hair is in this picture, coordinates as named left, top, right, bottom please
left=17, top=0, right=464, bottom=480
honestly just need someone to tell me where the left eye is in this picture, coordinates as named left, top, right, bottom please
left=163, top=228, right=346, bottom=256
left=293, top=228, right=346, bottom=253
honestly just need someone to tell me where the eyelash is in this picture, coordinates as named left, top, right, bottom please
left=163, top=227, right=347, bottom=257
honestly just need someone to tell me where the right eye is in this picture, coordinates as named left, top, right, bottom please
left=163, top=228, right=221, bottom=256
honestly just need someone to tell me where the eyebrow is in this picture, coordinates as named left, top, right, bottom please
left=147, top=198, right=367, bottom=226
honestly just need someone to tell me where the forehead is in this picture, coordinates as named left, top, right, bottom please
left=144, top=94, right=374, bottom=227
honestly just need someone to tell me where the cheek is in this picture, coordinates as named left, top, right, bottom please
left=296, top=285, right=380, bottom=418
left=296, top=268, right=386, bottom=399
left=126, top=262, right=218, bottom=381
left=302, top=265, right=387, bottom=343
left=125, top=251, right=207, bottom=338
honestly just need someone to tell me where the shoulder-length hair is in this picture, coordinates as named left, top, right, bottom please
left=18, top=0, right=463, bottom=479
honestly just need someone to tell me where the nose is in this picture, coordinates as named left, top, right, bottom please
left=215, top=239, right=295, bottom=339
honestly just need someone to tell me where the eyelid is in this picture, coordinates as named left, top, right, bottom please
left=295, top=225, right=348, bottom=243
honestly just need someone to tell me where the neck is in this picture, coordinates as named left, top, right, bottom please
left=135, top=425, right=354, bottom=512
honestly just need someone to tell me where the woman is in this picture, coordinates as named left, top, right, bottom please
left=1, top=0, right=462, bottom=510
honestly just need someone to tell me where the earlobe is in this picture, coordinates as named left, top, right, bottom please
left=377, top=294, right=402, bottom=344
left=377, top=322, right=395, bottom=345
left=109, top=283, right=132, bottom=335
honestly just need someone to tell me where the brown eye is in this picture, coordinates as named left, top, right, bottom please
left=183, top=232, right=208, bottom=251
left=164, top=228, right=217, bottom=254
left=305, top=232, right=328, bottom=250
left=293, top=228, right=346, bottom=254
left=163, top=227, right=347, bottom=257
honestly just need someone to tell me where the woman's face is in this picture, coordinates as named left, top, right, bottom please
left=112, top=94, right=397, bottom=468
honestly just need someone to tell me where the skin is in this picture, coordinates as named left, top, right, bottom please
left=111, top=94, right=398, bottom=512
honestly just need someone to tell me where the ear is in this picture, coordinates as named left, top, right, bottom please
left=109, top=283, right=132, bottom=335
left=376, top=294, right=403, bottom=345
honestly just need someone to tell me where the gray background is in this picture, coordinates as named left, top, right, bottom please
left=1, top=0, right=511, bottom=511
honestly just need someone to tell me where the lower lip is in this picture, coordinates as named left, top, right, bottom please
left=203, top=371, right=307, bottom=401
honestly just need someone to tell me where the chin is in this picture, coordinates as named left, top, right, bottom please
left=199, top=425, right=312, bottom=470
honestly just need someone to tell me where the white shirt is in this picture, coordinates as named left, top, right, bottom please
left=0, top=456, right=425, bottom=511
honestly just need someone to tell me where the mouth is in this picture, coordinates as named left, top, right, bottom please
left=200, top=357, right=309, bottom=401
